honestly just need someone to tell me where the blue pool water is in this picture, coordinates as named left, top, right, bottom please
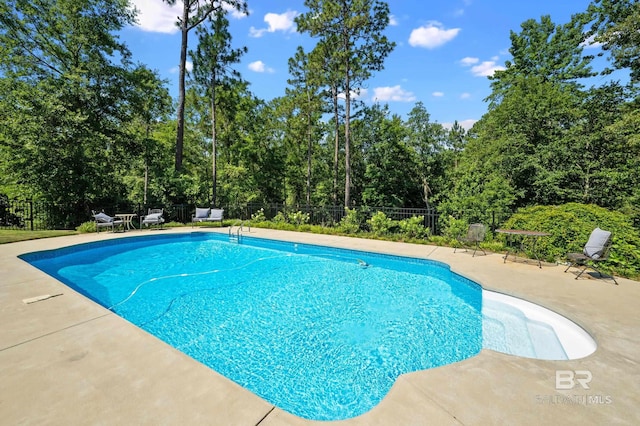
left=21, top=233, right=485, bottom=420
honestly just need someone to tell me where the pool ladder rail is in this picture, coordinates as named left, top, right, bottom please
left=229, top=220, right=249, bottom=243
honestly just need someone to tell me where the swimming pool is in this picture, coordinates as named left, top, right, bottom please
left=19, top=232, right=594, bottom=420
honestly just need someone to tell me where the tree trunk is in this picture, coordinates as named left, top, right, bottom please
left=306, top=85, right=313, bottom=209
left=306, top=114, right=312, bottom=209
left=144, top=161, right=149, bottom=206
left=211, top=73, right=217, bottom=207
left=174, top=3, right=190, bottom=172
left=332, top=84, right=339, bottom=206
left=344, top=70, right=351, bottom=208
left=421, top=176, right=431, bottom=209
left=144, top=122, right=150, bottom=206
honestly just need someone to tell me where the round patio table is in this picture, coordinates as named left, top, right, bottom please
left=115, top=213, right=137, bottom=231
left=496, top=229, right=551, bottom=268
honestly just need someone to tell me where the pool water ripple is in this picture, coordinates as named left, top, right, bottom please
left=21, top=233, right=487, bottom=420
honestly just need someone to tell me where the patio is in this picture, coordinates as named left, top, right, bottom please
left=1, top=228, right=638, bottom=425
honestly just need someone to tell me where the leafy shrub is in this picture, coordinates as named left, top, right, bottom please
left=287, top=210, right=310, bottom=227
left=76, top=221, right=96, bottom=233
left=251, top=208, right=266, bottom=222
left=367, top=211, right=394, bottom=236
left=441, top=215, right=469, bottom=242
left=272, top=211, right=287, bottom=224
left=398, top=215, right=429, bottom=239
left=502, top=203, right=640, bottom=278
left=338, top=208, right=361, bottom=234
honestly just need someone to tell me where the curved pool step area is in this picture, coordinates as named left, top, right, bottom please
left=482, top=290, right=597, bottom=360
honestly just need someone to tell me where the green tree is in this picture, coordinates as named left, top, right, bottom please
left=446, top=120, right=467, bottom=170
left=588, top=0, right=640, bottom=84
left=296, top=0, right=395, bottom=207
left=357, top=104, right=421, bottom=207
left=405, top=102, right=448, bottom=208
left=125, top=66, right=172, bottom=207
left=440, top=116, right=518, bottom=225
left=286, top=46, right=325, bottom=208
left=488, top=14, right=595, bottom=107
left=449, top=11, right=605, bottom=218
left=0, top=0, right=142, bottom=225
left=307, top=37, right=345, bottom=205
left=162, top=0, right=247, bottom=172
left=189, top=9, right=246, bottom=207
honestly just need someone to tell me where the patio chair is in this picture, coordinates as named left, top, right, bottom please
left=141, top=208, right=165, bottom=229
left=564, top=227, right=617, bottom=285
left=454, top=223, right=486, bottom=257
left=191, top=207, right=224, bottom=227
left=92, top=210, right=124, bottom=233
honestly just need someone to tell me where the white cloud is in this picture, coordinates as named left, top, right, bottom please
left=389, top=15, right=399, bottom=26
left=461, top=55, right=505, bottom=77
left=460, top=92, right=471, bottom=99
left=581, top=34, right=603, bottom=49
left=442, top=119, right=477, bottom=131
left=373, top=85, right=416, bottom=102
left=338, top=88, right=368, bottom=100
left=131, top=0, right=246, bottom=34
left=459, top=119, right=477, bottom=130
left=248, top=60, right=274, bottom=73
left=460, top=57, right=479, bottom=66
left=131, top=0, right=179, bottom=34
left=470, top=60, right=505, bottom=77
left=223, top=3, right=248, bottom=20
left=432, top=91, right=444, bottom=97
left=169, top=60, right=193, bottom=74
left=249, top=10, right=298, bottom=38
left=409, top=22, right=460, bottom=49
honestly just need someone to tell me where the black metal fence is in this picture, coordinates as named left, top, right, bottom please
left=1, top=198, right=445, bottom=234
left=231, top=203, right=442, bottom=234
left=1, top=197, right=515, bottom=236
left=0, top=199, right=87, bottom=231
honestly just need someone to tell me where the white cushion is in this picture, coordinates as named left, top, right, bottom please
left=583, top=228, right=611, bottom=259
left=144, top=213, right=162, bottom=221
left=209, top=209, right=223, bottom=220
left=195, top=207, right=210, bottom=219
left=94, top=213, right=113, bottom=223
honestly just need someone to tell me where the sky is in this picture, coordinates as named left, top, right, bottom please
left=121, top=0, right=598, bottom=130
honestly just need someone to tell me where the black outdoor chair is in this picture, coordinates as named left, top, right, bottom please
left=565, top=227, right=617, bottom=285
left=454, top=223, right=486, bottom=257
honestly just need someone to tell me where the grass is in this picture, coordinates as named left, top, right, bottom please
left=0, top=229, right=77, bottom=244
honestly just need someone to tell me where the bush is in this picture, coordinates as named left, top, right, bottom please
left=76, top=221, right=96, bottom=233
left=398, top=216, right=429, bottom=239
left=287, top=210, right=310, bottom=227
left=502, top=203, right=640, bottom=278
left=272, top=211, right=287, bottom=224
left=338, top=208, right=361, bottom=234
left=367, top=211, right=394, bottom=236
left=251, top=208, right=266, bottom=222
left=441, top=215, right=469, bottom=242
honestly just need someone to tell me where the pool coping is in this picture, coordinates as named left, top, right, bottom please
left=1, top=228, right=639, bottom=425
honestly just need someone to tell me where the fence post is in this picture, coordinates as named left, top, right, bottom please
left=29, top=200, right=34, bottom=231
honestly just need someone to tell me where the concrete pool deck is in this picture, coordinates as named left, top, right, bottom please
left=1, top=227, right=639, bottom=425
